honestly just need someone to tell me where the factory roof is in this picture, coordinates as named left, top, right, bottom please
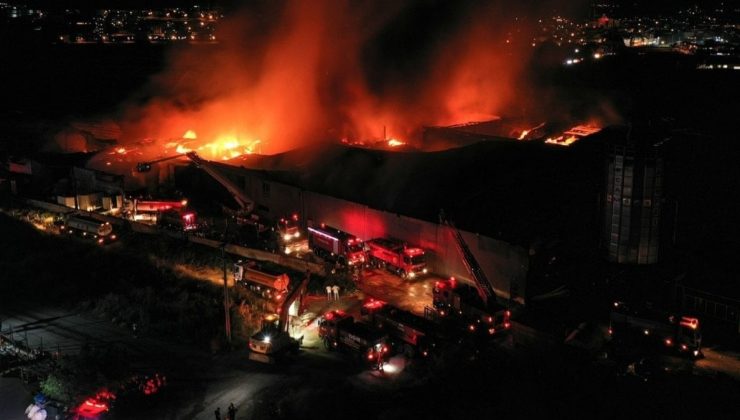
left=219, top=127, right=611, bottom=246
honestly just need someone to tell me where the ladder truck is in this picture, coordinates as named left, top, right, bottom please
left=429, top=277, right=511, bottom=337
left=427, top=218, right=511, bottom=337
left=609, top=301, right=702, bottom=359
left=138, top=152, right=304, bottom=249
left=361, top=298, right=438, bottom=358
left=137, top=152, right=255, bottom=215
left=318, top=310, right=390, bottom=369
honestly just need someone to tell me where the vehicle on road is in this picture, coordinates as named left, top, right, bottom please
left=318, top=310, right=389, bottom=368
left=59, top=214, right=117, bottom=245
left=361, top=298, right=437, bottom=358
left=307, top=223, right=366, bottom=267
left=366, top=237, right=428, bottom=279
left=427, top=277, right=511, bottom=337
left=609, top=301, right=702, bottom=359
left=234, top=260, right=290, bottom=301
left=157, top=208, right=198, bottom=232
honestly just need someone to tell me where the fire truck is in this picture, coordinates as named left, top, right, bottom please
left=277, top=213, right=301, bottom=243
left=361, top=298, right=437, bottom=358
left=248, top=273, right=310, bottom=364
left=233, top=260, right=290, bottom=301
left=128, top=198, right=197, bottom=231
left=428, top=277, right=511, bottom=337
left=276, top=213, right=306, bottom=254
left=366, top=237, right=428, bottom=279
left=157, top=209, right=198, bottom=231
left=59, top=215, right=117, bottom=245
left=609, top=301, right=702, bottom=359
left=307, top=223, right=366, bottom=266
left=318, top=310, right=389, bottom=368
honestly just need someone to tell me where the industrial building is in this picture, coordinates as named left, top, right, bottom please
left=602, top=129, right=667, bottom=264
left=181, top=121, right=610, bottom=305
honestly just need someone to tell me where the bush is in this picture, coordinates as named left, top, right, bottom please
left=41, top=344, right=131, bottom=404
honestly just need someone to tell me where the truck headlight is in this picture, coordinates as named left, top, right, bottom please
left=423, top=268, right=428, bottom=274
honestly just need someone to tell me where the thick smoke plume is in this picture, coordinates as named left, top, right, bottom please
left=116, top=0, right=543, bottom=156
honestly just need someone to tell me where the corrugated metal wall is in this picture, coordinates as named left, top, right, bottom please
left=247, top=176, right=528, bottom=304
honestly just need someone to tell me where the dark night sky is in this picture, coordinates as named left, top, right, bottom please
left=19, top=0, right=733, bottom=14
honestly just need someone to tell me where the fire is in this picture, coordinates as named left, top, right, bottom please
left=176, top=144, right=192, bottom=154
left=170, top=130, right=262, bottom=160
left=545, top=124, right=601, bottom=147
left=387, top=139, right=405, bottom=147
left=109, top=147, right=128, bottom=155
left=545, top=135, right=579, bottom=146
left=114, top=1, right=533, bottom=155
left=516, top=122, right=545, bottom=141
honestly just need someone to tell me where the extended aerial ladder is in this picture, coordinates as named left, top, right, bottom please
left=136, top=155, right=183, bottom=173
left=136, top=151, right=255, bottom=215
left=185, top=152, right=255, bottom=214
left=441, top=217, right=496, bottom=306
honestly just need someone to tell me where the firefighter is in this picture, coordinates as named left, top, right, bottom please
left=214, top=407, right=221, bottom=420
left=326, top=285, right=332, bottom=301
left=25, top=394, right=47, bottom=420
left=332, top=285, right=340, bottom=301
left=227, top=403, right=237, bottom=420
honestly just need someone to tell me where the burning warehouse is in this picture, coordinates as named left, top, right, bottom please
left=179, top=123, right=610, bottom=304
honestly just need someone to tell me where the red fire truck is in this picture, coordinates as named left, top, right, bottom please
left=366, top=237, right=428, bottom=279
left=307, top=223, right=366, bottom=266
left=609, top=301, right=702, bottom=359
left=429, top=277, right=511, bottom=337
left=157, top=209, right=198, bottom=231
left=318, top=310, right=389, bottom=368
left=361, top=298, right=437, bottom=357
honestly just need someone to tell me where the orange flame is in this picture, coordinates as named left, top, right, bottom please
left=545, top=124, right=601, bottom=146
left=170, top=130, right=262, bottom=160
left=116, top=1, right=532, bottom=155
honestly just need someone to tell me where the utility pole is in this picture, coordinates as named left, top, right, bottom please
left=221, top=218, right=232, bottom=343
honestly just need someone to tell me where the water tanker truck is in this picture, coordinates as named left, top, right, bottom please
left=60, top=214, right=116, bottom=245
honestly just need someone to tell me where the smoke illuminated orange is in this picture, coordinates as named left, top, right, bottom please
left=113, top=1, right=536, bottom=158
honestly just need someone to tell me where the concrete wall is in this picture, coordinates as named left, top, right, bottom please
left=238, top=174, right=529, bottom=304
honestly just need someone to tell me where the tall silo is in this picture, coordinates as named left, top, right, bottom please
left=603, top=128, right=667, bottom=264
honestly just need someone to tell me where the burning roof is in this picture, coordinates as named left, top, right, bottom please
left=423, top=118, right=601, bottom=151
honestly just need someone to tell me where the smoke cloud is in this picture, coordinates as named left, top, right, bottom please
left=112, top=0, right=551, bottom=155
